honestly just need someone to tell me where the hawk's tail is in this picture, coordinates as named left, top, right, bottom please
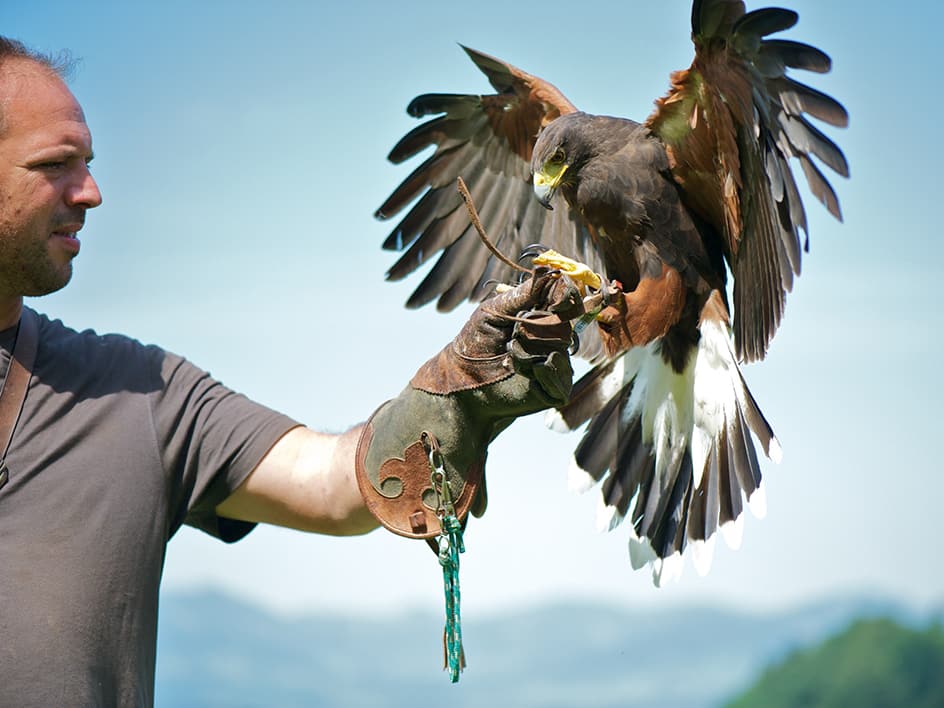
left=546, top=307, right=780, bottom=586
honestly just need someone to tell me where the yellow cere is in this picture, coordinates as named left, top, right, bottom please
left=534, top=161, right=568, bottom=188
left=531, top=249, right=602, bottom=292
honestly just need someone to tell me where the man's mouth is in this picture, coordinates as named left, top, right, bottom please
left=51, top=225, right=83, bottom=255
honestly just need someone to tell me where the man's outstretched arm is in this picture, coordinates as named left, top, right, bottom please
left=216, top=425, right=377, bottom=536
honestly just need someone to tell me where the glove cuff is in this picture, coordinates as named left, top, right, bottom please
left=355, top=392, right=485, bottom=539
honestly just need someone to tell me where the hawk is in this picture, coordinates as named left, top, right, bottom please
left=375, top=0, right=847, bottom=584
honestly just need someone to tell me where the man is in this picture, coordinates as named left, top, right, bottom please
left=0, top=38, right=579, bottom=705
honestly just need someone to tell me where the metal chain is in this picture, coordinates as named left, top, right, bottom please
left=422, top=431, right=467, bottom=683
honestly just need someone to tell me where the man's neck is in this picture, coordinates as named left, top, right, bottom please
left=0, top=297, right=23, bottom=331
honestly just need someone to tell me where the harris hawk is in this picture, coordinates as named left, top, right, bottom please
left=375, top=0, right=847, bottom=584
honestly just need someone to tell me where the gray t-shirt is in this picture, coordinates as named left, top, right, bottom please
left=0, top=309, right=299, bottom=707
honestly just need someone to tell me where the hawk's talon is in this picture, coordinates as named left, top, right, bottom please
left=601, top=279, right=623, bottom=307
left=518, top=244, right=551, bottom=263
left=569, top=331, right=581, bottom=355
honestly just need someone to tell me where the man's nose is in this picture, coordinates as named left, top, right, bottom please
left=66, top=165, right=103, bottom=209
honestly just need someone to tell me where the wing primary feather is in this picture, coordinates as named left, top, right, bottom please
left=761, top=39, right=832, bottom=74
left=775, top=220, right=796, bottom=293
left=733, top=8, right=799, bottom=40
left=799, top=155, right=843, bottom=221
left=460, top=45, right=521, bottom=93
left=375, top=143, right=467, bottom=220
left=406, top=93, right=480, bottom=120
left=383, top=202, right=465, bottom=283
left=460, top=45, right=578, bottom=118
left=468, top=187, right=537, bottom=300
left=384, top=153, right=489, bottom=285
left=778, top=113, right=849, bottom=177
left=764, top=140, right=785, bottom=203
left=693, top=0, right=745, bottom=40
left=386, top=109, right=481, bottom=164
left=773, top=77, right=849, bottom=128
left=779, top=158, right=809, bottom=241
left=436, top=238, right=496, bottom=311
left=732, top=365, right=778, bottom=460
left=402, top=222, right=476, bottom=309
left=435, top=171, right=518, bottom=309
left=410, top=167, right=512, bottom=308
left=764, top=164, right=799, bottom=293
left=383, top=196, right=468, bottom=282
left=381, top=184, right=461, bottom=252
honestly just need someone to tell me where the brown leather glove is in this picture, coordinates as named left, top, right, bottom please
left=355, top=268, right=583, bottom=539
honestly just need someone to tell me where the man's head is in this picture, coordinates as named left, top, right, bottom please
left=0, top=37, right=101, bottom=303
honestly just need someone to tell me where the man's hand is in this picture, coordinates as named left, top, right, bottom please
left=412, top=265, right=582, bottom=405
left=355, top=267, right=582, bottom=539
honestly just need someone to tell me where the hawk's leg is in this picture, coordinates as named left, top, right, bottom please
left=596, top=264, right=686, bottom=358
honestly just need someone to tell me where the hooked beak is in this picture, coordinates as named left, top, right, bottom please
left=532, top=163, right=568, bottom=210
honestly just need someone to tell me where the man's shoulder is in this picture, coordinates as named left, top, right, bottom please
left=30, top=308, right=170, bottom=393
left=34, top=309, right=163, bottom=361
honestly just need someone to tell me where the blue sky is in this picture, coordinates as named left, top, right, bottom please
left=4, top=1, right=941, bottom=618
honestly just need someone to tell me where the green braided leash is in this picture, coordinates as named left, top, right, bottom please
left=422, top=432, right=467, bottom=683
left=439, top=513, right=465, bottom=682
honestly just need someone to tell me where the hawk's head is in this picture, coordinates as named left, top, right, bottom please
left=531, top=112, right=594, bottom=210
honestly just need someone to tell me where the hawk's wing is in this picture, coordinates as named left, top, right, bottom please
left=376, top=46, right=605, bottom=314
left=646, top=0, right=848, bottom=362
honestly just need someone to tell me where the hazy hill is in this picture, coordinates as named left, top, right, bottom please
left=155, top=590, right=935, bottom=708
left=727, top=618, right=944, bottom=708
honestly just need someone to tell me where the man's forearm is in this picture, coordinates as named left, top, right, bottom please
left=217, top=425, right=379, bottom=536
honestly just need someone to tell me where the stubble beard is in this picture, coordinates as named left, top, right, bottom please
left=0, top=222, right=74, bottom=299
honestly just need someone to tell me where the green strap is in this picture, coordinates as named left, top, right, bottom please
left=439, top=514, right=465, bottom=682
left=422, top=430, right=468, bottom=683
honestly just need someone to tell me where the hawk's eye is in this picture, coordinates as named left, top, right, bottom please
left=551, top=148, right=566, bottom=164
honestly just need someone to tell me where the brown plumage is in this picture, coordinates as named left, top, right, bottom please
left=376, top=0, right=847, bottom=583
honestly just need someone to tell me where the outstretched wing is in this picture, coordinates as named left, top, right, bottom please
left=376, top=46, right=605, bottom=312
left=646, top=0, right=848, bottom=362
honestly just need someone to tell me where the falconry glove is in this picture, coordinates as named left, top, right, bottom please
left=355, top=267, right=583, bottom=539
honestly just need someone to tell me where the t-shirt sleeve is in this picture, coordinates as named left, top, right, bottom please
left=150, top=351, right=300, bottom=542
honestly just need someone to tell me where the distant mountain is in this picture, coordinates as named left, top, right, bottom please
left=155, top=590, right=936, bottom=708
left=727, top=618, right=944, bottom=708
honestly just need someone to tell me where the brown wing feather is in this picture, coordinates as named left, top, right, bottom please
left=376, top=47, right=605, bottom=314
left=646, top=0, right=848, bottom=362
